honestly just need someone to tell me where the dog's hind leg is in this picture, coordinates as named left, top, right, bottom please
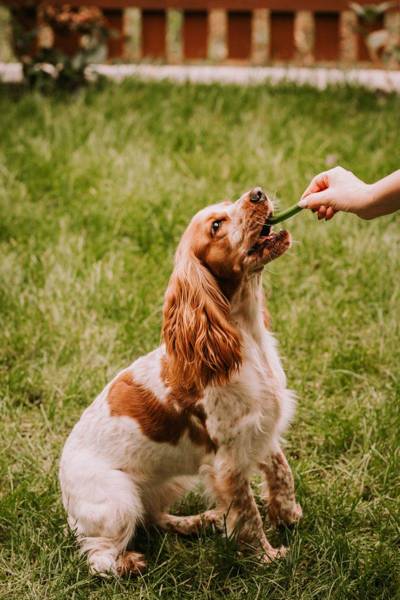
left=259, top=448, right=302, bottom=527
left=63, top=465, right=146, bottom=576
left=145, top=478, right=223, bottom=535
left=155, top=510, right=222, bottom=535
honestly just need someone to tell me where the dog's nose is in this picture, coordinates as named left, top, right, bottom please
left=250, top=187, right=266, bottom=203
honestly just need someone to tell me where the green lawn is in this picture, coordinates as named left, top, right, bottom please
left=0, top=81, right=399, bottom=600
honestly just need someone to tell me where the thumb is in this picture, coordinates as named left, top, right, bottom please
left=298, top=190, right=333, bottom=210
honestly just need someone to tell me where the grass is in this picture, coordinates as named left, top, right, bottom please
left=0, top=80, right=399, bottom=600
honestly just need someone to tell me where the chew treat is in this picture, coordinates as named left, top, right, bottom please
left=267, top=205, right=303, bottom=225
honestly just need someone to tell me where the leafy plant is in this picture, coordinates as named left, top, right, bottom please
left=350, top=1, right=400, bottom=66
left=10, top=4, right=112, bottom=91
left=350, top=2, right=394, bottom=23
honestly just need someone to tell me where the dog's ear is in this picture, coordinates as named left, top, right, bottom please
left=162, top=254, right=242, bottom=394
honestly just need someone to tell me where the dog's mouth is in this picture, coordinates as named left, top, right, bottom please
left=246, top=219, right=291, bottom=265
left=248, top=221, right=279, bottom=254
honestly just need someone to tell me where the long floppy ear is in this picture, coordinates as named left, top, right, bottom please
left=162, top=255, right=242, bottom=394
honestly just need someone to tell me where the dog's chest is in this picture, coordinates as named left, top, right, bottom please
left=203, top=333, right=286, bottom=451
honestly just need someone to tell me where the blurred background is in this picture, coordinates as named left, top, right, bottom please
left=0, top=1, right=399, bottom=90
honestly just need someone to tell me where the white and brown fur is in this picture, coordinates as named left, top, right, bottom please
left=59, top=187, right=302, bottom=576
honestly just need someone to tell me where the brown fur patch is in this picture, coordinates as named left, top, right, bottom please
left=192, top=217, right=242, bottom=301
left=156, top=510, right=222, bottom=535
left=108, top=371, right=216, bottom=452
left=260, top=451, right=302, bottom=526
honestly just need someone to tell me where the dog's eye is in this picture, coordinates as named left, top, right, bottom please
left=211, top=220, right=222, bottom=234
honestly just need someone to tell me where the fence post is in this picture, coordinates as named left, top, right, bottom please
left=252, top=9, right=268, bottom=64
left=208, top=9, right=227, bottom=62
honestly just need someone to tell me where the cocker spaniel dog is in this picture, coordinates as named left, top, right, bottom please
left=60, top=187, right=302, bottom=576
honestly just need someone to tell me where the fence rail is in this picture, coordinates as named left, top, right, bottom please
left=5, top=1, right=400, bottom=64
left=34, top=0, right=399, bottom=7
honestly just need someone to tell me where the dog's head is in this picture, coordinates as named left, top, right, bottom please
left=162, top=188, right=291, bottom=394
left=181, top=187, right=291, bottom=281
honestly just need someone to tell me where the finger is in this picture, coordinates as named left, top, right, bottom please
left=299, top=189, right=333, bottom=210
left=318, top=206, right=327, bottom=220
left=300, top=171, right=329, bottom=200
left=301, top=172, right=329, bottom=197
left=325, top=207, right=335, bottom=220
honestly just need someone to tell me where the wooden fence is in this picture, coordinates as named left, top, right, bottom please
left=5, top=1, right=400, bottom=64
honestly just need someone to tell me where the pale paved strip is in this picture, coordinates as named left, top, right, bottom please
left=1, top=62, right=400, bottom=93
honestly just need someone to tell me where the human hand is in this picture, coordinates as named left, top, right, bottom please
left=298, top=166, right=375, bottom=220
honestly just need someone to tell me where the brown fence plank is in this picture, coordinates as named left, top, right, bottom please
left=314, top=11, right=340, bottom=61
left=104, top=8, right=125, bottom=58
left=183, top=10, right=208, bottom=59
left=270, top=11, right=295, bottom=60
left=142, top=9, right=166, bottom=58
left=227, top=10, right=252, bottom=59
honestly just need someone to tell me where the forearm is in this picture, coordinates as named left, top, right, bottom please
left=367, top=170, right=400, bottom=219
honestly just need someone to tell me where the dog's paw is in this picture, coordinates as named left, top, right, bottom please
left=116, top=551, right=147, bottom=577
left=283, top=502, right=303, bottom=525
left=268, top=500, right=303, bottom=527
left=202, top=509, right=224, bottom=532
left=261, top=545, right=288, bottom=563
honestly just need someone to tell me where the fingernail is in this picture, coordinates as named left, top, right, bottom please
left=298, top=198, right=308, bottom=208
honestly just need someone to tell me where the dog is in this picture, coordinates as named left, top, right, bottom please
left=59, top=187, right=302, bottom=576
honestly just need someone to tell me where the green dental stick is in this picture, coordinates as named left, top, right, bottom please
left=267, top=204, right=303, bottom=225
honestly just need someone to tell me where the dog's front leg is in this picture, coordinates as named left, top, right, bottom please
left=260, top=448, right=302, bottom=527
left=211, top=452, right=286, bottom=562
